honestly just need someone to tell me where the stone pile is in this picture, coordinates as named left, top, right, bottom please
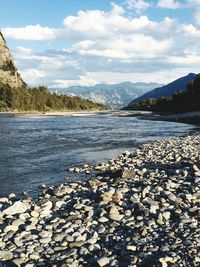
left=0, top=134, right=199, bottom=266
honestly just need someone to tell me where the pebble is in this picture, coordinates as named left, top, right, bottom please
left=97, top=257, right=110, bottom=266
left=109, top=206, right=124, bottom=221
left=4, top=225, right=18, bottom=233
left=2, top=201, right=29, bottom=215
left=39, top=237, right=51, bottom=244
left=127, top=245, right=137, bottom=251
left=69, top=241, right=85, bottom=248
left=30, top=210, right=39, bottom=218
left=0, top=134, right=199, bottom=267
left=0, top=250, right=13, bottom=260
left=98, top=216, right=109, bottom=223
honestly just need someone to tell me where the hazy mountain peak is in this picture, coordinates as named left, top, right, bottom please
left=50, top=81, right=163, bottom=107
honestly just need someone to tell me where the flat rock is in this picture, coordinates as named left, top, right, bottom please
left=0, top=250, right=13, bottom=260
left=97, top=257, right=110, bottom=266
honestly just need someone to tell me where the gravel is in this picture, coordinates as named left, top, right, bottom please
left=0, top=134, right=199, bottom=266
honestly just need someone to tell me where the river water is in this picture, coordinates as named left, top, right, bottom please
left=0, top=111, right=198, bottom=196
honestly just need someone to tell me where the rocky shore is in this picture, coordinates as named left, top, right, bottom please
left=156, top=111, right=200, bottom=125
left=137, top=111, right=200, bottom=126
left=0, top=135, right=200, bottom=267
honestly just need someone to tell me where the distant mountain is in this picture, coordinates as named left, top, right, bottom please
left=128, top=73, right=197, bottom=106
left=125, top=73, right=200, bottom=113
left=50, top=82, right=163, bottom=108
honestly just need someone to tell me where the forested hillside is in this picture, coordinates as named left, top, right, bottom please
left=125, top=74, right=200, bottom=113
left=0, top=83, right=107, bottom=112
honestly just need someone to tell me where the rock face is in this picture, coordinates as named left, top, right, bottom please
left=0, top=32, right=26, bottom=88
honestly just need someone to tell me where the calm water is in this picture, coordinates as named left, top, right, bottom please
left=0, top=111, right=198, bottom=196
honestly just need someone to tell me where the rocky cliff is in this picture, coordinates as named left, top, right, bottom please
left=0, top=32, right=26, bottom=88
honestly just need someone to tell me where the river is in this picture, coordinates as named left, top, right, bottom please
left=0, top=111, right=198, bottom=196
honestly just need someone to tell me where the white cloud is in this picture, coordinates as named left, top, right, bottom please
left=78, top=69, right=197, bottom=85
left=126, top=0, right=151, bottom=11
left=187, top=0, right=200, bottom=7
left=185, top=1, right=200, bottom=25
left=76, top=34, right=171, bottom=60
left=157, top=0, right=182, bottom=9
left=194, top=10, right=200, bottom=25
left=4, top=3, right=200, bottom=86
left=20, top=69, right=47, bottom=85
left=52, top=76, right=97, bottom=88
left=111, top=2, right=125, bottom=15
left=2, top=24, right=59, bottom=41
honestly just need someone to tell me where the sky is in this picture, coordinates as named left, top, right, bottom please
left=1, top=0, right=200, bottom=88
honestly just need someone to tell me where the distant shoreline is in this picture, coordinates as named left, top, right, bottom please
left=1, top=109, right=200, bottom=126
left=142, top=111, right=200, bottom=126
left=121, top=110, right=200, bottom=126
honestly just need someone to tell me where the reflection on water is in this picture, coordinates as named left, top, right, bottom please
left=0, top=111, right=198, bottom=196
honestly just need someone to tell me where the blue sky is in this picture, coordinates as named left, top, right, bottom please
left=1, top=0, right=200, bottom=87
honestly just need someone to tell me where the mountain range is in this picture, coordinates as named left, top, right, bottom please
left=50, top=82, right=163, bottom=108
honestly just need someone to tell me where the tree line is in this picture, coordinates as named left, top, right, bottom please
left=0, top=83, right=107, bottom=112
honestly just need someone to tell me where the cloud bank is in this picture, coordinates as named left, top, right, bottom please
left=2, top=2, right=200, bottom=87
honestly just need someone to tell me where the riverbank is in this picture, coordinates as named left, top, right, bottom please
left=152, top=111, right=200, bottom=125
left=0, top=134, right=199, bottom=266
left=2, top=109, right=200, bottom=126
left=0, top=110, right=110, bottom=117
left=121, top=110, right=200, bottom=126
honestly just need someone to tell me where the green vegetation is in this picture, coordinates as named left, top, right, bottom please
left=125, top=74, right=200, bottom=113
left=2, top=60, right=16, bottom=75
left=0, top=83, right=107, bottom=112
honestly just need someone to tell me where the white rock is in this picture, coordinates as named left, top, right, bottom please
left=12, top=219, right=24, bottom=227
left=4, top=225, right=18, bottom=233
left=0, top=250, right=13, bottom=260
left=163, top=212, right=171, bottom=220
left=127, top=245, right=137, bottom=251
left=98, top=217, right=109, bottom=223
left=0, top=197, right=8, bottom=203
left=39, top=230, right=52, bottom=238
left=56, top=200, right=65, bottom=208
left=31, top=210, right=40, bottom=218
left=97, top=257, right=110, bottom=266
left=39, top=237, right=51, bottom=244
left=3, top=201, right=29, bottom=215
left=109, top=206, right=124, bottom=222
